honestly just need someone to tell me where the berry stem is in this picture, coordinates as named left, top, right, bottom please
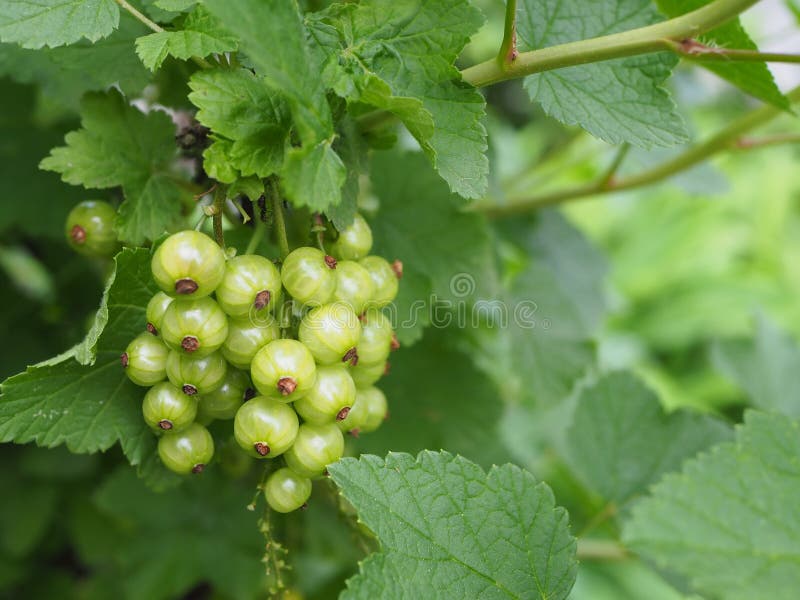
left=269, top=180, right=291, bottom=261
left=497, top=0, right=518, bottom=67
left=245, top=220, right=266, bottom=255
left=576, top=539, right=628, bottom=562
left=212, top=187, right=226, bottom=249
left=461, top=0, right=760, bottom=87
left=472, top=83, right=800, bottom=215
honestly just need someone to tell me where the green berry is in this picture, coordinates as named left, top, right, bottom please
left=360, top=256, right=400, bottom=307
left=332, top=260, right=375, bottom=315
left=166, top=349, right=227, bottom=396
left=356, top=309, right=395, bottom=366
left=284, top=423, right=344, bottom=478
left=142, top=382, right=198, bottom=432
left=294, top=365, right=356, bottom=424
left=233, top=396, right=299, bottom=458
left=264, top=468, right=312, bottom=513
left=340, top=386, right=388, bottom=434
left=151, top=230, right=226, bottom=298
left=250, top=339, right=317, bottom=400
left=122, top=333, right=169, bottom=386
left=221, top=315, right=280, bottom=370
left=158, top=422, right=214, bottom=475
left=298, top=304, right=362, bottom=366
left=216, top=254, right=282, bottom=318
left=197, top=368, right=251, bottom=421
left=280, top=247, right=336, bottom=307
left=160, top=297, right=229, bottom=357
left=65, top=200, right=118, bottom=257
left=350, top=360, right=387, bottom=388
left=332, top=213, right=372, bottom=260
left=145, top=292, right=173, bottom=336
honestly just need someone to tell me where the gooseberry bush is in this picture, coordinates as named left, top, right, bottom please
left=1, top=0, right=799, bottom=598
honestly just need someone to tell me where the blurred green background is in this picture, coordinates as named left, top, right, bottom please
left=1, top=1, right=799, bottom=599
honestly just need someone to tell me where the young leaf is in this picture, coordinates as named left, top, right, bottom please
left=204, top=0, right=345, bottom=211
left=0, top=0, right=119, bottom=49
left=40, top=90, right=188, bottom=244
left=656, top=0, right=789, bottom=109
left=189, top=68, right=291, bottom=179
left=712, top=314, right=800, bottom=418
left=518, top=0, right=688, bottom=148
left=0, top=249, right=173, bottom=484
left=307, top=0, right=489, bottom=199
left=623, top=411, right=800, bottom=600
left=135, top=6, right=237, bottom=71
left=329, top=451, right=577, bottom=600
left=566, top=372, right=732, bottom=504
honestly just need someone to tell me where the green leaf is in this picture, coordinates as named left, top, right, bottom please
left=712, top=314, right=800, bottom=418
left=281, top=141, right=347, bottom=213
left=0, top=249, right=176, bottom=485
left=89, top=467, right=265, bottom=599
left=326, top=117, right=369, bottom=231
left=204, top=0, right=332, bottom=144
left=188, top=68, right=291, bottom=179
left=0, top=15, right=151, bottom=111
left=656, top=0, right=789, bottom=109
left=40, top=90, right=188, bottom=244
left=155, top=0, right=196, bottom=11
left=354, top=330, right=509, bottom=468
left=0, top=0, right=119, bottom=49
left=368, top=150, right=496, bottom=344
left=459, top=212, right=606, bottom=407
left=329, top=451, right=577, bottom=600
left=518, top=0, right=688, bottom=148
left=307, top=0, right=488, bottom=199
left=566, top=372, right=732, bottom=504
left=623, top=411, right=800, bottom=600
left=135, top=6, right=237, bottom=71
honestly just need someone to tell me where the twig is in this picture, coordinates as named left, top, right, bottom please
left=497, top=0, right=518, bottom=66
left=576, top=539, right=629, bottom=562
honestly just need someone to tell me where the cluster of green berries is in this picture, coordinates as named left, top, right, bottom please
left=121, top=214, right=399, bottom=513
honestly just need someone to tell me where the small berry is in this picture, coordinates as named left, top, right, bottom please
left=349, top=360, right=387, bottom=388
left=284, top=423, right=345, bottom=478
left=158, top=422, right=214, bottom=475
left=298, top=304, right=362, bottom=365
left=250, top=339, right=317, bottom=401
left=142, top=382, right=198, bottom=432
left=166, top=349, right=227, bottom=395
left=65, top=200, right=119, bottom=257
left=360, top=256, right=399, bottom=307
left=355, top=309, right=394, bottom=366
left=197, top=368, right=251, bottom=421
left=233, top=396, right=299, bottom=458
left=331, top=213, right=372, bottom=260
left=122, top=333, right=169, bottom=386
left=293, top=365, right=356, bottom=425
left=221, top=315, right=280, bottom=370
left=332, top=260, right=375, bottom=314
left=280, top=247, right=336, bottom=307
left=151, top=230, right=226, bottom=298
left=264, top=468, right=312, bottom=513
left=145, top=292, right=173, bottom=336
left=338, top=386, right=388, bottom=434
left=160, top=297, right=229, bottom=358
left=215, top=254, right=282, bottom=318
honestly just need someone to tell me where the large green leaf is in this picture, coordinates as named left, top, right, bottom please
left=40, top=90, right=188, bottom=244
left=0, top=249, right=175, bottom=485
left=712, top=314, right=800, bottom=418
left=566, top=371, right=732, bottom=504
left=519, top=0, right=688, bottom=148
left=330, top=451, right=577, bottom=600
left=623, top=411, right=800, bottom=600
left=0, top=0, right=119, bottom=49
left=307, top=0, right=488, bottom=199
